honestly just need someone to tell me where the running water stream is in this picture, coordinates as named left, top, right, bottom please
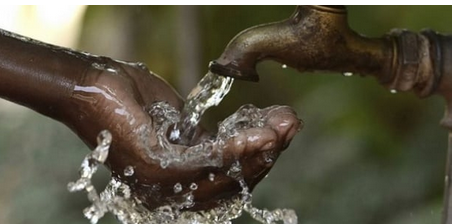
left=169, top=71, right=234, bottom=145
left=68, top=68, right=298, bottom=224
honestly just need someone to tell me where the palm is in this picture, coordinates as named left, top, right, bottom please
left=66, top=59, right=301, bottom=210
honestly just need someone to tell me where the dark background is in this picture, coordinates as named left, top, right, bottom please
left=0, top=5, right=451, bottom=224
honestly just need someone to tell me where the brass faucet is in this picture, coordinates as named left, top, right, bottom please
left=210, top=5, right=451, bottom=224
left=210, top=5, right=450, bottom=126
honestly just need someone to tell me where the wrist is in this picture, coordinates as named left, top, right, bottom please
left=0, top=29, right=92, bottom=120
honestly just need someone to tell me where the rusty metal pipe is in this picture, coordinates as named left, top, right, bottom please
left=211, top=5, right=452, bottom=224
left=210, top=6, right=394, bottom=83
left=210, top=6, right=451, bottom=128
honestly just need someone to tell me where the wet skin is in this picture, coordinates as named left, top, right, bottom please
left=0, top=29, right=302, bottom=211
left=69, top=59, right=302, bottom=210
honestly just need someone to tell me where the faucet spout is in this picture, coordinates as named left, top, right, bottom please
left=209, top=6, right=394, bottom=82
left=210, top=6, right=451, bottom=224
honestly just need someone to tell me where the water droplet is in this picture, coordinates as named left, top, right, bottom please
left=67, top=178, right=90, bottom=192
left=182, top=192, right=195, bottom=209
left=190, top=183, right=198, bottom=190
left=230, top=161, right=242, bottom=173
left=174, top=183, right=182, bottom=193
left=135, top=62, right=148, bottom=70
left=208, top=173, right=215, bottom=181
left=281, top=64, right=287, bottom=69
left=169, top=128, right=180, bottom=141
left=123, top=166, right=134, bottom=176
left=97, top=130, right=112, bottom=146
left=83, top=205, right=103, bottom=223
left=242, top=191, right=252, bottom=204
left=342, top=72, right=353, bottom=77
left=160, top=160, right=169, bottom=169
left=91, top=62, right=104, bottom=70
left=186, top=193, right=194, bottom=201
left=152, top=184, right=161, bottom=191
left=106, top=67, right=118, bottom=73
left=264, top=155, right=274, bottom=164
left=390, top=89, right=398, bottom=94
left=227, top=161, right=242, bottom=179
left=282, top=209, right=298, bottom=224
left=80, top=51, right=93, bottom=57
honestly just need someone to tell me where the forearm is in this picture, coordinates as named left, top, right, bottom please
left=0, top=28, right=92, bottom=119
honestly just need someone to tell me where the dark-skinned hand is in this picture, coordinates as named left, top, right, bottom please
left=64, top=58, right=302, bottom=211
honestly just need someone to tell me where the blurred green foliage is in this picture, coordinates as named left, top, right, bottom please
left=0, top=5, right=451, bottom=224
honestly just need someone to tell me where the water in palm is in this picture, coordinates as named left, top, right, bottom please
left=68, top=69, right=297, bottom=224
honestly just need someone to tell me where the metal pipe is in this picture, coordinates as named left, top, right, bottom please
left=209, top=6, right=394, bottom=83
left=210, top=5, right=451, bottom=223
left=210, top=6, right=451, bottom=127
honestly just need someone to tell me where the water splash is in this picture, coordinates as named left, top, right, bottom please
left=144, top=102, right=272, bottom=170
left=208, top=173, right=215, bottom=182
left=189, top=183, right=198, bottom=190
left=173, top=183, right=182, bottom=193
left=227, top=162, right=298, bottom=224
left=124, top=166, right=135, bottom=177
left=68, top=69, right=298, bottom=223
left=217, top=104, right=265, bottom=140
left=68, top=130, right=111, bottom=192
left=342, top=72, right=353, bottom=77
left=145, top=101, right=224, bottom=169
left=69, top=105, right=298, bottom=223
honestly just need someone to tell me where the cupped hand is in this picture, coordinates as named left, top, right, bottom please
left=65, top=58, right=302, bottom=211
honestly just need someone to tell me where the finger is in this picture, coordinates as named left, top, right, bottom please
left=263, top=105, right=302, bottom=149
left=225, top=127, right=278, bottom=158
left=229, top=105, right=301, bottom=190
